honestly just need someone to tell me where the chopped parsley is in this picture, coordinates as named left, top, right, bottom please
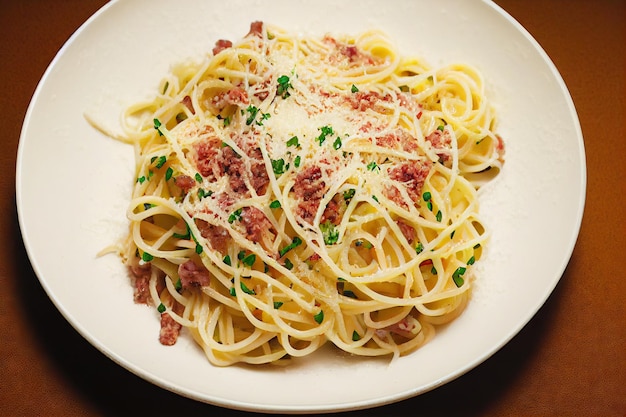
left=366, top=161, right=379, bottom=171
left=316, top=125, right=334, bottom=145
left=452, top=266, right=466, bottom=287
left=157, top=303, right=166, bottom=313
left=240, top=281, right=256, bottom=295
left=279, top=236, right=303, bottom=257
left=271, top=158, right=286, bottom=176
left=352, top=330, right=361, bottom=341
left=276, top=74, right=293, bottom=99
left=228, top=208, right=243, bottom=223
left=320, top=221, right=339, bottom=245
left=241, top=253, right=256, bottom=267
left=343, top=188, right=356, bottom=202
left=351, top=84, right=359, bottom=93
left=284, top=258, right=294, bottom=270
left=165, top=167, right=174, bottom=181
left=333, top=136, right=342, bottom=150
left=273, top=301, right=284, bottom=309
left=286, top=135, right=300, bottom=147
left=269, top=200, right=281, bottom=209
left=294, top=155, right=301, bottom=168
left=415, top=242, right=424, bottom=254
left=153, top=118, right=164, bottom=136
left=313, top=310, right=324, bottom=324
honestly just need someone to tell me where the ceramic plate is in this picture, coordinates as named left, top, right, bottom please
left=16, top=0, right=585, bottom=412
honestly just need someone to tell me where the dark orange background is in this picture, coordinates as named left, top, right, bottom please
left=1, top=1, right=624, bottom=416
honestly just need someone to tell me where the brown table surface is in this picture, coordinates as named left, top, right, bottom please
left=2, top=1, right=624, bottom=416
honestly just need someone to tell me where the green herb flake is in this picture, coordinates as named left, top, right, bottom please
left=175, top=279, right=182, bottom=292
left=155, top=155, right=167, bottom=168
left=245, top=105, right=259, bottom=125
left=240, top=281, right=256, bottom=295
left=228, top=208, right=243, bottom=224
left=273, top=301, right=284, bottom=309
left=333, top=136, right=342, bottom=150
left=162, top=81, right=169, bottom=94
left=294, top=155, right=301, bottom=168
left=229, top=287, right=236, bottom=296
left=276, top=75, right=293, bottom=99
left=415, top=242, right=424, bottom=254
left=286, top=136, right=300, bottom=147
left=437, top=125, right=445, bottom=132
left=284, top=258, right=294, bottom=270
left=313, top=310, right=324, bottom=324
left=343, top=290, right=357, bottom=299
left=195, top=173, right=203, bottom=182
left=436, top=210, right=442, bottom=222
left=366, top=161, right=379, bottom=171
left=279, top=236, right=303, bottom=257
left=320, top=221, right=339, bottom=245
left=467, top=255, right=476, bottom=265
left=343, top=188, right=356, bottom=202
left=165, top=167, right=174, bottom=181
left=242, top=253, right=256, bottom=267
left=423, top=191, right=431, bottom=201
left=142, top=252, right=154, bottom=262
left=431, top=265, right=437, bottom=275
left=317, top=125, right=334, bottom=145
left=223, top=255, right=232, bottom=266
left=452, top=266, right=467, bottom=287
left=352, top=330, right=361, bottom=341
left=271, top=158, right=286, bottom=176
left=269, top=200, right=281, bottom=209
left=157, top=303, right=166, bottom=313
left=153, top=118, right=163, bottom=136
left=195, top=243, right=203, bottom=254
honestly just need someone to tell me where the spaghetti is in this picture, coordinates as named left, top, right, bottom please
left=93, top=21, right=504, bottom=366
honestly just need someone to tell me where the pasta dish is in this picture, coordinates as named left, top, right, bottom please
left=90, top=21, right=504, bottom=366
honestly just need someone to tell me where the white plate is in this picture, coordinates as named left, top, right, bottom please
left=16, top=0, right=585, bottom=413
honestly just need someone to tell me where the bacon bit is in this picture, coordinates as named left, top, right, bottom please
left=220, top=146, right=247, bottom=193
left=396, top=218, right=416, bottom=244
left=375, top=316, right=417, bottom=339
left=416, top=111, right=423, bottom=119
left=388, top=160, right=432, bottom=203
left=212, top=39, right=232, bottom=55
left=178, top=260, right=211, bottom=289
left=159, top=312, right=182, bottom=346
left=293, top=166, right=326, bottom=224
left=174, top=175, right=196, bottom=193
left=348, top=91, right=391, bottom=112
left=211, top=88, right=249, bottom=113
left=495, top=134, right=506, bottom=162
left=194, top=138, right=221, bottom=179
left=246, top=21, right=264, bottom=38
left=195, top=218, right=230, bottom=253
left=375, top=129, right=419, bottom=153
left=129, top=263, right=151, bottom=304
left=240, top=207, right=274, bottom=243
left=426, top=129, right=452, bottom=164
left=321, top=196, right=345, bottom=226
left=181, top=95, right=195, bottom=114
left=252, top=308, right=263, bottom=321
left=247, top=147, right=269, bottom=195
left=308, top=253, right=321, bottom=262
left=383, top=185, right=408, bottom=209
